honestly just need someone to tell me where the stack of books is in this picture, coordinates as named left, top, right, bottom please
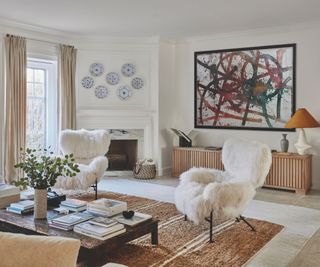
left=74, top=217, right=126, bottom=240
left=87, top=198, right=127, bottom=217
left=6, top=200, right=34, bottom=214
left=49, top=212, right=93, bottom=231
left=0, top=183, right=20, bottom=209
left=59, top=199, right=87, bottom=212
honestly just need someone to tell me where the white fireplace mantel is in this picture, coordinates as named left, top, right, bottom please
left=76, top=109, right=157, bottom=161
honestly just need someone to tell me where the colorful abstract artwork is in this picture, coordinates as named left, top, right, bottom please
left=195, top=44, right=296, bottom=131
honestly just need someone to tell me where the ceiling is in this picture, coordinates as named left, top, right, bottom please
left=0, top=0, right=319, bottom=38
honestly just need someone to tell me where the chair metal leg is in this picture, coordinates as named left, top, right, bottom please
left=204, top=210, right=214, bottom=243
left=95, top=179, right=98, bottom=200
left=91, top=179, right=98, bottom=200
left=238, top=215, right=255, bottom=231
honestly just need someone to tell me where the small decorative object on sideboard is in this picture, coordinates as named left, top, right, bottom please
left=280, top=134, right=289, bottom=152
left=285, top=108, right=320, bottom=155
left=14, top=147, right=80, bottom=219
left=171, top=128, right=192, bottom=147
left=133, top=159, right=156, bottom=179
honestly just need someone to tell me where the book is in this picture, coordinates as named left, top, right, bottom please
left=59, top=204, right=87, bottom=212
left=74, top=227, right=126, bottom=240
left=10, top=200, right=34, bottom=210
left=89, top=217, right=117, bottom=228
left=0, top=193, right=20, bottom=209
left=20, top=188, right=35, bottom=200
left=113, top=212, right=152, bottom=226
left=52, top=212, right=93, bottom=226
left=0, top=183, right=20, bottom=198
left=60, top=199, right=87, bottom=208
left=6, top=207, right=34, bottom=215
left=74, top=221, right=124, bottom=237
left=48, top=222, right=74, bottom=231
left=87, top=198, right=127, bottom=217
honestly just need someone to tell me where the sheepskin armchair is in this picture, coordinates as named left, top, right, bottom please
left=174, top=139, right=272, bottom=226
left=54, top=129, right=111, bottom=191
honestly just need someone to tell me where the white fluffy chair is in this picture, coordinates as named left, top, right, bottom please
left=174, top=138, right=272, bottom=242
left=54, top=129, right=111, bottom=198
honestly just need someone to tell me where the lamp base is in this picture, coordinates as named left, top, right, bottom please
left=295, top=128, right=311, bottom=155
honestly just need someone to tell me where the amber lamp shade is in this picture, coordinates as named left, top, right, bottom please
left=285, top=108, right=320, bottom=155
left=285, top=108, right=320, bottom=129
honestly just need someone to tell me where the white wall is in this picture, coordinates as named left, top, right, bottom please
left=158, top=41, right=176, bottom=175
left=172, top=23, right=320, bottom=189
left=75, top=38, right=164, bottom=173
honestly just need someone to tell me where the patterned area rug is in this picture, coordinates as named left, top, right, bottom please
left=76, top=192, right=283, bottom=267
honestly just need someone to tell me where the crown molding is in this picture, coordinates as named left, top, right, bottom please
left=176, top=20, right=320, bottom=44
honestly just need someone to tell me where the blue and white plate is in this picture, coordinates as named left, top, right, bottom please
left=90, top=63, right=104, bottom=77
left=106, top=72, right=120, bottom=85
left=95, top=86, right=108, bottom=99
left=117, top=85, right=132, bottom=100
left=121, top=63, right=136, bottom=77
left=81, top=76, right=94, bottom=89
left=131, top=77, right=144, bottom=89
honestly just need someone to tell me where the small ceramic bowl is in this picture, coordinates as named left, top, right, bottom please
left=122, top=210, right=135, bottom=219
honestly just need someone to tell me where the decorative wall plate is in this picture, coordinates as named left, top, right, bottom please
left=106, top=72, right=120, bottom=85
left=117, top=85, right=132, bottom=100
left=121, top=63, right=136, bottom=77
left=90, top=63, right=104, bottom=77
left=81, top=76, right=94, bottom=89
left=131, top=77, right=144, bottom=89
left=95, top=86, right=108, bottom=99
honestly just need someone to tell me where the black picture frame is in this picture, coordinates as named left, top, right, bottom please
left=194, top=43, right=296, bottom=132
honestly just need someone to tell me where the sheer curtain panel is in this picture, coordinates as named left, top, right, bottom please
left=58, top=44, right=77, bottom=131
left=4, top=35, right=27, bottom=183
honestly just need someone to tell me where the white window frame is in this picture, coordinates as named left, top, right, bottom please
left=27, top=58, right=58, bottom=152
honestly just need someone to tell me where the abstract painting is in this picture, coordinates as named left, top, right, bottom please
left=194, top=44, right=296, bottom=131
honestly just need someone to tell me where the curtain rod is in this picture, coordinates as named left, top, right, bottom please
left=6, top=33, right=74, bottom=47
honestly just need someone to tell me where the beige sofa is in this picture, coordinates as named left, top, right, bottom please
left=0, top=232, right=81, bottom=267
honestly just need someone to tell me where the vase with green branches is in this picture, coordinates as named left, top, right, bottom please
left=15, top=147, right=80, bottom=219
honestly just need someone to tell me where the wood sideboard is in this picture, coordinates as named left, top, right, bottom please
left=172, top=147, right=312, bottom=195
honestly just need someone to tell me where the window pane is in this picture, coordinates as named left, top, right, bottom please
left=27, top=83, right=34, bottom=97
left=26, top=98, right=45, bottom=148
left=27, top=68, right=33, bottom=82
left=34, top=83, right=45, bottom=97
left=34, top=69, right=45, bottom=83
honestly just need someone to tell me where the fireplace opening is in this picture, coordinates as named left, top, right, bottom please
left=106, top=140, right=138, bottom=171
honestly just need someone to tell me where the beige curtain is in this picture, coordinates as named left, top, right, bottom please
left=59, top=44, right=77, bottom=131
left=4, top=35, right=27, bottom=183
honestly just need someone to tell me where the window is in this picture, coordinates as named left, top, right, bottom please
left=26, top=59, right=58, bottom=152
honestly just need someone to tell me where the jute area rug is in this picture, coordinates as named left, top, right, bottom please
left=75, top=192, right=283, bottom=267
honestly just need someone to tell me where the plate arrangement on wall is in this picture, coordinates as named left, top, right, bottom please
left=106, top=72, right=120, bottom=85
left=117, top=85, right=132, bottom=100
left=131, top=77, right=144, bottom=89
left=81, top=76, right=94, bottom=89
left=90, top=63, right=104, bottom=77
left=95, top=85, right=109, bottom=99
left=121, top=63, right=136, bottom=77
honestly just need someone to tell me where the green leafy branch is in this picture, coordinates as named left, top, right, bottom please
left=14, top=147, right=80, bottom=190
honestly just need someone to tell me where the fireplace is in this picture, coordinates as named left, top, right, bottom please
left=106, top=139, right=138, bottom=171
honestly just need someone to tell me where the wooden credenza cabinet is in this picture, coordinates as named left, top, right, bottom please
left=172, top=147, right=312, bottom=195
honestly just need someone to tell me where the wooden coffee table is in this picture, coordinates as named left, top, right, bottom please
left=0, top=209, right=158, bottom=267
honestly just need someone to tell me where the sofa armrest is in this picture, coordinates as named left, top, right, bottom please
left=0, top=232, right=80, bottom=267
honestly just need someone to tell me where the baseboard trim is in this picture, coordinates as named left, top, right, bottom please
left=157, top=166, right=172, bottom=177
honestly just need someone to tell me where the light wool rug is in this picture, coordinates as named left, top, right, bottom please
left=75, top=192, right=283, bottom=267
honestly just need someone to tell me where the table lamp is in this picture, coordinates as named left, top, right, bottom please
left=285, top=108, right=320, bottom=155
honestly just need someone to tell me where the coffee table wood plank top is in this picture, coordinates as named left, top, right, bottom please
left=0, top=209, right=159, bottom=267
